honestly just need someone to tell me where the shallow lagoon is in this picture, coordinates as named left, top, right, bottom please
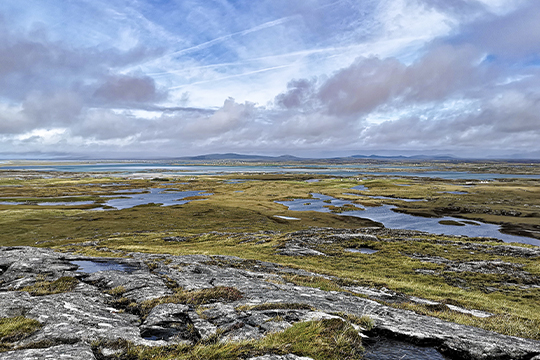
left=277, top=193, right=540, bottom=246
left=102, top=188, right=212, bottom=210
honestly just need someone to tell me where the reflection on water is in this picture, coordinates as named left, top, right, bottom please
left=277, top=193, right=540, bottom=246
left=102, top=188, right=212, bottom=210
left=364, top=338, right=448, bottom=360
left=72, top=260, right=138, bottom=273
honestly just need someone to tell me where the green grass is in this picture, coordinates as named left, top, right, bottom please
left=20, top=277, right=79, bottom=296
left=135, top=287, right=243, bottom=320
left=0, top=317, right=42, bottom=351
left=91, top=318, right=365, bottom=360
left=0, top=172, right=539, bottom=342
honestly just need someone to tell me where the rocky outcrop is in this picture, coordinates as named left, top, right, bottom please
left=1, top=246, right=540, bottom=360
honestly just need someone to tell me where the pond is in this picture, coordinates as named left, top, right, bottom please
left=346, top=248, right=379, bottom=254
left=277, top=193, right=540, bottom=246
left=101, top=188, right=212, bottom=210
left=72, top=260, right=139, bottom=273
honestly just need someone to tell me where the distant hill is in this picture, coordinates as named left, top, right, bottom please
left=172, top=153, right=458, bottom=162
left=173, top=153, right=303, bottom=161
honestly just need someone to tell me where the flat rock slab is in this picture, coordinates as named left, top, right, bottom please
left=0, top=344, right=96, bottom=360
left=1, top=246, right=540, bottom=360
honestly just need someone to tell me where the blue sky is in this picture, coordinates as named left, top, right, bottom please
left=0, top=0, right=539, bottom=159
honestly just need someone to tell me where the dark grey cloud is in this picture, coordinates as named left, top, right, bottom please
left=93, top=75, right=165, bottom=104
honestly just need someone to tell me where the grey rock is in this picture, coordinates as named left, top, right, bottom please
left=277, top=245, right=326, bottom=257
left=1, top=245, right=540, bottom=360
left=140, top=303, right=198, bottom=343
left=247, top=355, right=314, bottom=360
left=0, top=344, right=96, bottom=360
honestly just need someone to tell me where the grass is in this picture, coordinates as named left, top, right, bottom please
left=0, top=317, right=42, bottom=351
left=0, top=171, right=539, bottom=342
left=20, top=276, right=79, bottom=296
left=131, top=287, right=243, bottom=320
left=91, top=318, right=365, bottom=360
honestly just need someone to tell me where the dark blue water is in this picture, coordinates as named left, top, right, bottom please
left=72, top=260, right=138, bottom=273
left=277, top=193, right=540, bottom=246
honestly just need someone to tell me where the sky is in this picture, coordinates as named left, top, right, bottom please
left=0, top=0, right=539, bottom=159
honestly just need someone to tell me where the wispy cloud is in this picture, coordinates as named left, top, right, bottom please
left=0, top=0, right=539, bottom=158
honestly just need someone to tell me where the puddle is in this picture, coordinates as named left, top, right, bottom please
left=101, top=188, right=212, bottom=210
left=0, top=201, right=26, bottom=205
left=72, top=260, right=139, bottom=273
left=439, top=191, right=468, bottom=195
left=346, top=248, right=379, bottom=254
left=274, top=215, right=301, bottom=221
left=364, top=338, right=448, bottom=360
left=305, top=179, right=321, bottom=183
left=277, top=193, right=540, bottom=246
left=351, top=185, right=368, bottom=191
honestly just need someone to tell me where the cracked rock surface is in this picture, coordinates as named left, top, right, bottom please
left=1, top=246, right=540, bottom=360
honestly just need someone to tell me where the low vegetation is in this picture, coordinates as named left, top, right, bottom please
left=1, top=166, right=539, bottom=344
left=91, top=318, right=365, bottom=360
left=0, top=316, right=42, bottom=351
left=20, top=276, right=79, bottom=296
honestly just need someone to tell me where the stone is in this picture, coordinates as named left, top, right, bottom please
left=0, top=344, right=96, bottom=360
left=1, top=245, right=540, bottom=360
left=140, top=303, right=198, bottom=343
left=247, top=355, right=314, bottom=360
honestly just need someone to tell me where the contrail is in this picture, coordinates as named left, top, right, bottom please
left=167, top=64, right=294, bottom=90
left=152, top=15, right=298, bottom=62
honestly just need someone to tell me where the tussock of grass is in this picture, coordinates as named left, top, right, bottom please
left=20, top=276, right=78, bottom=296
left=331, top=312, right=375, bottom=331
left=283, top=275, right=342, bottom=292
left=105, top=285, right=126, bottom=296
left=396, top=302, right=540, bottom=340
left=0, top=316, right=42, bottom=351
left=138, top=286, right=243, bottom=319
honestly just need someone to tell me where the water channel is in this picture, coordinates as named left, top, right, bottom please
left=277, top=193, right=540, bottom=246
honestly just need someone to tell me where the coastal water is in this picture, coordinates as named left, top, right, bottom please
left=277, top=193, right=540, bottom=246
left=3, top=162, right=540, bottom=180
